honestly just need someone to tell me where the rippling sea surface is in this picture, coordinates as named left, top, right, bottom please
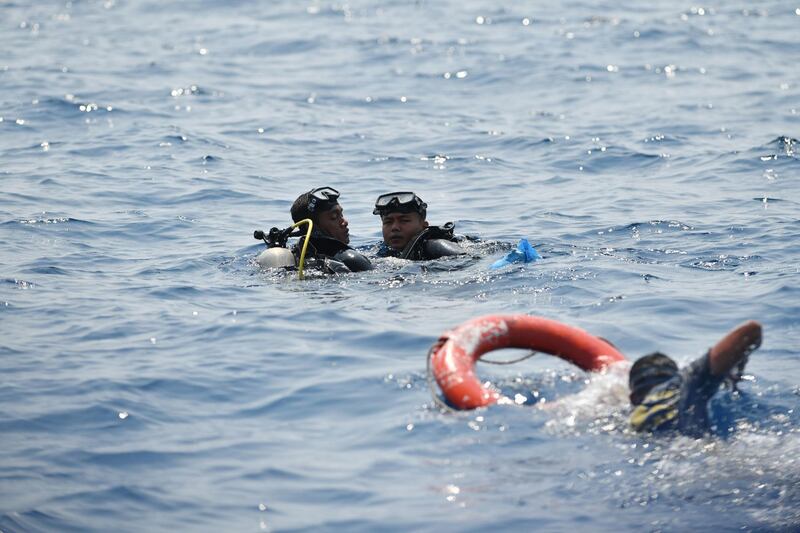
left=2, top=0, right=799, bottom=531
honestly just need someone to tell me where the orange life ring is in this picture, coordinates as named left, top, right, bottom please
left=429, top=314, right=627, bottom=409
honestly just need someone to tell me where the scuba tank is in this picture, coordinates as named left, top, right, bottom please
left=253, top=228, right=298, bottom=269
left=256, top=247, right=296, bottom=268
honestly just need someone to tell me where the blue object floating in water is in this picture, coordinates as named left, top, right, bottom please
left=490, top=239, right=541, bottom=269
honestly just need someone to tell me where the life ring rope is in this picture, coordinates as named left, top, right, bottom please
left=481, top=351, right=539, bottom=365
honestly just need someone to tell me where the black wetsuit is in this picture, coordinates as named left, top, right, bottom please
left=379, top=223, right=465, bottom=260
left=292, top=232, right=373, bottom=273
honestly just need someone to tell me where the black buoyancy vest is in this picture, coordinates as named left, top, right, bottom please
left=294, top=233, right=373, bottom=273
left=400, top=223, right=464, bottom=260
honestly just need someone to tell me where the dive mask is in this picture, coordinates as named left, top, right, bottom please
left=373, top=191, right=427, bottom=216
left=307, top=186, right=340, bottom=213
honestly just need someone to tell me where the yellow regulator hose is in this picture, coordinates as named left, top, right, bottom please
left=291, top=218, right=313, bottom=280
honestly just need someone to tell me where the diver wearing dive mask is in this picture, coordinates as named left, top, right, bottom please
left=289, top=187, right=372, bottom=273
left=373, top=191, right=464, bottom=261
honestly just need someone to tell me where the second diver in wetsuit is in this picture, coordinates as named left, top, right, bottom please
left=373, top=191, right=464, bottom=260
left=290, top=187, right=372, bottom=273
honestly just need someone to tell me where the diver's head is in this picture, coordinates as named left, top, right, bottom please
left=628, top=352, right=679, bottom=405
left=291, top=186, right=349, bottom=244
left=373, top=191, right=428, bottom=251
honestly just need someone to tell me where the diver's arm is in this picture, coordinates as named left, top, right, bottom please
left=708, top=320, right=762, bottom=376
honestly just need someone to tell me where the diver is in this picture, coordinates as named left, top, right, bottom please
left=288, top=186, right=372, bottom=273
left=628, top=320, right=762, bottom=437
left=373, top=191, right=465, bottom=260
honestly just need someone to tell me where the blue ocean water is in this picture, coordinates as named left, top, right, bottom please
left=1, top=0, right=799, bottom=530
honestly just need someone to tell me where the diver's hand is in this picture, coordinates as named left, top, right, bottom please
left=709, top=320, right=762, bottom=377
left=724, top=355, right=748, bottom=391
